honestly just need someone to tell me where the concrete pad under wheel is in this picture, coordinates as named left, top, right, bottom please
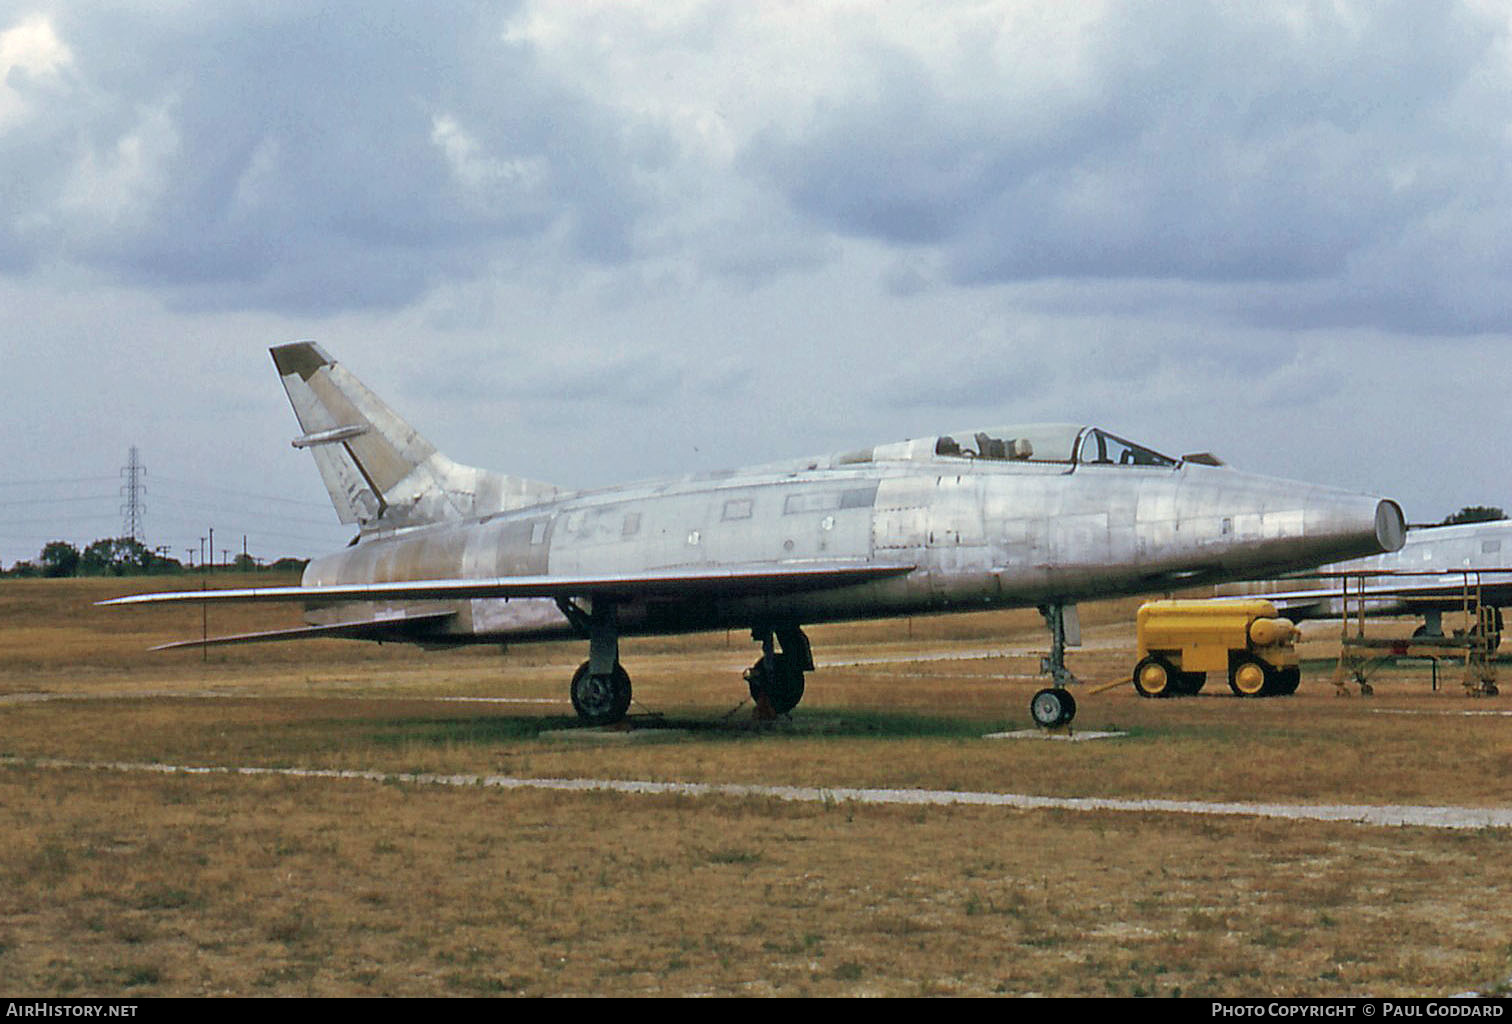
left=984, top=729, right=1128, bottom=742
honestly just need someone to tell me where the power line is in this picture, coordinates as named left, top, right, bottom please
left=0, top=494, right=119, bottom=508
left=150, top=473, right=335, bottom=510
left=149, top=513, right=346, bottom=549
left=0, top=451, right=354, bottom=567
left=0, top=476, right=120, bottom=488
left=1, top=512, right=126, bottom=526
left=147, top=487, right=341, bottom=528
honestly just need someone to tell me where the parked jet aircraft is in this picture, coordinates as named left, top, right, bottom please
left=104, top=343, right=1407, bottom=728
left=1219, top=519, right=1512, bottom=646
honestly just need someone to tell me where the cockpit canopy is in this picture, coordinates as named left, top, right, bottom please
left=932, top=423, right=1081, bottom=463
left=855, top=423, right=1179, bottom=468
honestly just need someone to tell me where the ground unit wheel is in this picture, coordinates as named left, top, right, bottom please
left=1132, top=655, right=1176, bottom=698
left=1228, top=654, right=1272, bottom=697
left=745, top=653, right=806, bottom=714
left=570, top=660, right=632, bottom=726
left=1030, top=687, right=1077, bottom=728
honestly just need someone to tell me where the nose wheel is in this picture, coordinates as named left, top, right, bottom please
left=1030, top=687, right=1077, bottom=728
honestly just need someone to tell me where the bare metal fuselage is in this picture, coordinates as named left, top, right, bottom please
left=302, top=455, right=1405, bottom=645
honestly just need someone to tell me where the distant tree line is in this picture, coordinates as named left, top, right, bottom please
left=1440, top=506, right=1507, bottom=526
left=3, top=537, right=308, bottom=578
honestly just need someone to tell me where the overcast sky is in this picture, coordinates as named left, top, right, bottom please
left=3, top=0, right=1511, bottom=568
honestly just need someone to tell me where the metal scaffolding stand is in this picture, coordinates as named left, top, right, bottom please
left=1330, top=569, right=1500, bottom=697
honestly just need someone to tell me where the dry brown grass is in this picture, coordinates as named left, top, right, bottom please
left=2, top=576, right=1510, bottom=997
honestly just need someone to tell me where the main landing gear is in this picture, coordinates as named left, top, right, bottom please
left=555, top=598, right=815, bottom=726
left=558, top=597, right=634, bottom=727
left=744, top=624, right=813, bottom=718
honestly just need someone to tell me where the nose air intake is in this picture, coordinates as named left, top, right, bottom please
left=1311, top=494, right=1405, bottom=564
left=1375, top=499, right=1406, bottom=553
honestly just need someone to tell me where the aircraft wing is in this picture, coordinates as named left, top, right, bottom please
left=1218, top=582, right=1343, bottom=618
left=101, top=562, right=918, bottom=609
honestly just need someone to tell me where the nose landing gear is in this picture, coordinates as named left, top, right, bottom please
left=1031, top=602, right=1081, bottom=728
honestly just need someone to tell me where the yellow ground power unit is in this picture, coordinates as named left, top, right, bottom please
left=1133, top=599, right=1301, bottom=698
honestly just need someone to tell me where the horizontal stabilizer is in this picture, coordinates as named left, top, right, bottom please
left=150, top=611, right=456, bottom=650
left=102, top=562, right=917, bottom=609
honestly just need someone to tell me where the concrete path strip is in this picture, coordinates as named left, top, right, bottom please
left=5, top=757, right=1510, bottom=830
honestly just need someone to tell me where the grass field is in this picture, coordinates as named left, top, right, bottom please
left=2, top=575, right=1510, bottom=997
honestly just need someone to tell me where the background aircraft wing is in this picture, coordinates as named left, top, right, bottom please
left=1221, top=569, right=1512, bottom=619
left=102, top=562, right=918, bottom=609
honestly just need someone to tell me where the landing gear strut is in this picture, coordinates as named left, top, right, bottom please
left=745, top=624, right=812, bottom=717
left=1038, top=603, right=1081, bottom=687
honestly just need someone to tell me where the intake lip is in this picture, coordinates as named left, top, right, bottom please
left=1376, top=499, right=1406, bottom=553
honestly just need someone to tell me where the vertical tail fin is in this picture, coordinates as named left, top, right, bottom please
left=271, top=342, right=562, bottom=529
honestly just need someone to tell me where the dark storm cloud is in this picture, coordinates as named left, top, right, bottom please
left=749, top=2, right=1512, bottom=334
left=6, top=2, right=1510, bottom=334
left=0, top=2, right=660, bottom=314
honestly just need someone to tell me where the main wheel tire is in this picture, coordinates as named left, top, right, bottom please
left=746, top=654, right=806, bottom=714
left=570, top=660, right=632, bottom=726
left=1228, top=654, right=1273, bottom=698
left=1271, top=666, right=1301, bottom=696
left=1132, top=655, right=1176, bottom=699
left=1030, top=687, right=1077, bottom=728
